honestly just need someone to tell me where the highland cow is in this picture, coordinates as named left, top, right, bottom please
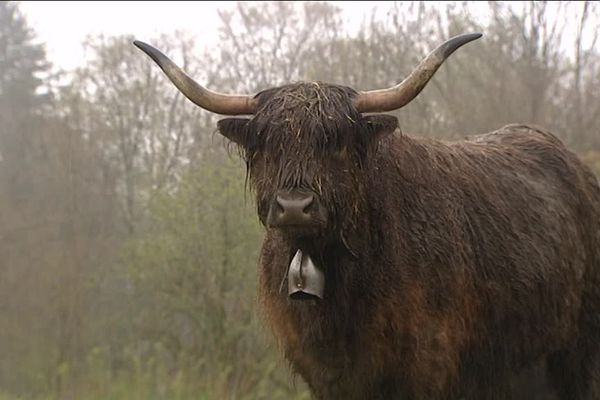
left=134, top=33, right=600, bottom=399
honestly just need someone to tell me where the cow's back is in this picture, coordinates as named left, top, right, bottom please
left=368, top=123, right=600, bottom=398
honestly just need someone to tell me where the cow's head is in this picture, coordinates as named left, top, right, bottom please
left=134, top=33, right=481, bottom=247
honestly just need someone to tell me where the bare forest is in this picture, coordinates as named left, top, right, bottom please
left=1, top=1, right=599, bottom=399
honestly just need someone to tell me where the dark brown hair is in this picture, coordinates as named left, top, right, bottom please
left=223, top=84, right=600, bottom=399
left=218, top=82, right=397, bottom=241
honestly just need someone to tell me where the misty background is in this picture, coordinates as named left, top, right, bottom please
left=1, top=1, right=599, bottom=399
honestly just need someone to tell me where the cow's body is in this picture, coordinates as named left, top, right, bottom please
left=259, top=124, right=600, bottom=399
left=135, top=34, right=600, bottom=399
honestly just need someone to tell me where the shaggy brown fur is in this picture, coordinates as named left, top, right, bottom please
left=218, top=82, right=600, bottom=399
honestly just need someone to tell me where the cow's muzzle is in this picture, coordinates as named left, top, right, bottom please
left=266, top=190, right=327, bottom=231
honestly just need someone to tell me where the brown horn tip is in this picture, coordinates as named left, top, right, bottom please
left=354, top=33, right=483, bottom=113
left=133, top=40, right=167, bottom=69
left=133, top=40, right=257, bottom=116
left=437, top=33, right=482, bottom=58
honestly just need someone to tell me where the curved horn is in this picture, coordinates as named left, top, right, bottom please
left=353, top=33, right=482, bottom=113
left=133, top=40, right=257, bottom=115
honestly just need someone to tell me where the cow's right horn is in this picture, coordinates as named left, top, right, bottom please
left=353, top=33, right=482, bottom=113
left=133, top=41, right=257, bottom=115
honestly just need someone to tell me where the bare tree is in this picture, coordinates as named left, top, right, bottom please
left=62, top=33, right=220, bottom=234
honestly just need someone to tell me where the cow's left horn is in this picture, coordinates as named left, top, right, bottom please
left=133, top=41, right=257, bottom=115
left=353, top=33, right=482, bottom=113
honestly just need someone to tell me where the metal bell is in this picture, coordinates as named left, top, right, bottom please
left=288, top=249, right=324, bottom=300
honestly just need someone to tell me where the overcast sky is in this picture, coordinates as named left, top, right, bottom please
left=19, top=1, right=400, bottom=71
left=19, top=1, right=591, bottom=74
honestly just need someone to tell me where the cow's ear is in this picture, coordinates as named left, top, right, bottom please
left=363, top=115, right=399, bottom=142
left=217, top=118, right=257, bottom=149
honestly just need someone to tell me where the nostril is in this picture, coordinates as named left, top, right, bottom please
left=275, top=195, right=286, bottom=214
left=301, top=195, right=314, bottom=214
